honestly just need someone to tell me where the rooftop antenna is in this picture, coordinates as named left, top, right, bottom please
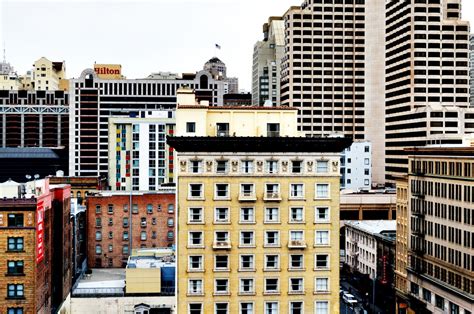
left=2, top=41, right=6, bottom=63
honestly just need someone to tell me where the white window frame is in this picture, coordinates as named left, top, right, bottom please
left=315, top=207, right=330, bottom=223
left=264, top=230, right=280, bottom=247
left=216, top=160, right=229, bottom=174
left=315, top=277, right=330, bottom=293
left=240, top=207, right=255, bottom=223
left=188, top=183, right=204, bottom=199
left=188, top=231, right=204, bottom=248
left=214, top=183, right=230, bottom=200
left=288, top=277, right=304, bottom=294
left=214, top=255, right=229, bottom=272
left=289, top=301, right=304, bottom=314
left=188, top=279, right=203, bottom=295
left=239, top=302, right=255, bottom=314
left=264, top=302, right=279, bottom=314
left=289, top=230, right=304, bottom=241
left=239, top=254, right=255, bottom=271
left=188, top=303, right=203, bottom=314
left=315, top=254, right=330, bottom=270
left=240, top=183, right=255, bottom=198
left=264, top=254, right=280, bottom=271
left=239, top=231, right=255, bottom=247
left=289, top=183, right=305, bottom=199
left=289, top=254, right=305, bottom=270
left=264, top=277, right=280, bottom=294
left=241, top=160, right=254, bottom=174
left=316, top=160, right=329, bottom=173
left=315, top=230, right=330, bottom=246
left=291, top=160, right=303, bottom=173
left=266, top=160, right=279, bottom=174
left=315, top=301, right=329, bottom=314
left=188, top=207, right=204, bottom=224
left=214, top=278, right=230, bottom=295
left=315, top=183, right=330, bottom=199
left=239, top=278, right=255, bottom=294
left=214, top=231, right=230, bottom=243
left=214, top=207, right=230, bottom=223
left=264, top=207, right=280, bottom=223
left=189, top=160, right=203, bottom=173
left=188, top=255, right=204, bottom=272
left=289, top=206, right=305, bottom=223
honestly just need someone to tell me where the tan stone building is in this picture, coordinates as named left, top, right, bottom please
left=400, top=147, right=474, bottom=313
left=33, top=57, right=66, bottom=91
left=169, top=89, right=352, bottom=314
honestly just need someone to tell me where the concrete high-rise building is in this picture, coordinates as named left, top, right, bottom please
left=169, top=88, right=351, bottom=314
left=470, top=34, right=474, bottom=107
left=69, top=66, right=227, bottom=179
left=108, top=111, right=175, bottom=191
left=252, top=17, right=285, bottom=106
left=203, top=57, right=239, bottom=94
left=397, top=145, right=474, bottom=313
left=280, top=0, right=386, bottom=186
left=33, top=57, right=67, bottom=91
left=340, top=141, right=372, bottom=191
left=385, top=0, right=471, bottom=182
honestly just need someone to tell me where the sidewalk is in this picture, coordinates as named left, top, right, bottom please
left=341, top=280, right=385, bottom=314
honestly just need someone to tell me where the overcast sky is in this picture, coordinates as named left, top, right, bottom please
left=1, top=0, right=473, bottom=91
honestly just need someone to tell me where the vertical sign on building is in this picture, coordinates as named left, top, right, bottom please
left=36, top=200, right=45, bottom=263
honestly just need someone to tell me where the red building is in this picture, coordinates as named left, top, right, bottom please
left=86, top=189, right=175, bottom=268
left=0, top=178, right=71, bottom=313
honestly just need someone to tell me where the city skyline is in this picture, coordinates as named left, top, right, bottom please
left=2, top=0, right=473, bottom=92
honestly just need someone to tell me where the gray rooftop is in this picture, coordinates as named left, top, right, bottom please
left=0, top=148, right=59, bottom=159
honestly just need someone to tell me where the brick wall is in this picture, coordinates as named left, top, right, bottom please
left=86, top=193, right=175, bottom=268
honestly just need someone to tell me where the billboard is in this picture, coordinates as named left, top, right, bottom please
left=94, top=64, right=122, bottom=79
left=36, top=199, right=45, bottom=263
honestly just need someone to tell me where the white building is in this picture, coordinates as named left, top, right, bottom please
left=108, top=110, right=175, bottom=191
left=345, top=220, right=396, bottom=279
left=340, top=141, right=372, bottom=191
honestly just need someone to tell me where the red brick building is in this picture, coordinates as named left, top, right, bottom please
left=86, top=189, right=175, bottom=268
left=0, top=178, right=71, bottom=314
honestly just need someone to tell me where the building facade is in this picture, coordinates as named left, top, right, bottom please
left=252, top=17, right=285, bottom=106
left=340, top=141, right=372, bottom=191
left=340, top=190, right=397, bottom=221
left=344, top=220, right=396, bottom=279
left=0, top=90, right=69, bottom=148
left=33, top=57, right=66, bottom=91
left=170, top=90, right=351, bottom=314
left=86, top=190, right=175, bottom=268
left=69, top=68, right=226, bottom=179
left=108, top=111, right=175, bottom=191
left=280, top=0, right=386, bottom=185
left=470, top=34, right=474, bottom=107
left=403, top=147, right=474, bottom=313
left=385, top=0, right=471, bottom=182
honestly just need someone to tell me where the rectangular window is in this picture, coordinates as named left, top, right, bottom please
left=7, top=214, right=23, bottom=227
left=290, top=301, right=303, bottom=314
left=265, top=231, right=280, bottom=246
left=216, top=160, right=229, bottom=173
left=123, top=217, right=129, bottom=227
left=265, top=302, right=278, bottom=314
left=290, top=183, right=304, bottom=198
left=7, top=284, right=24, bottom=299
left=315, top=254, right=329, bottom=269
left=292, top=160, right=302, bottom=173
left=214, top=279, right=229, bottom=294
left=315, top=278, right=329, bottom=292
left=189, top=207, right=203, bottom=223
left=186, top=122, right=196, bottom=133
left=190, top=160, right=202, bottom=173
left=265, top=254, right=279, bottom=270
left=215, top=184, right=230, bottom=199
left=241, top=160, right=254, bottom=174
left=266, top=160, right=278, bottom=173
left=189, top=231, right=203, bottom=246
left=289, top=278, right=304, bottom=293
left=7, top=238, right=23, bottom=251
left=315, top=231, right=330, bottom=246
left=240, top=254, right=255, bottom=270
left=240, top=207, right=255, bottom=223
left=7, top=261, right=24, bottom=275
left=315, top=207, right=330, bottom=222
left=240, top=302, right=254, bottom=314
left=265, top=207, right=279, bottom=223
left=265, top=183, right=280, bottom=199
left=216, top=123, right=230, bottom=137
left=189, top=184, right=203, bottom=198
left=240, top=231, right=255, bottom=247
left=240, top=184, right=255, bottom=198
left=215, top=207, right=230, bottom=223
left=107, top=204, right=114, bottom=214
left=315, top=301, right=329, bottom=314
left=317, top=161, right=329, bottom=173
left=7, top=308, right=24, bottom=314
left=290, top=207, right=304, bottom=223
left=316, top=184, right=329, bottom=198
left=267, top=123, right=280, bottom=137
left=189, top=303, right=203, bottom=314
left=215, top=255, right=229, bottom=271
left=264, top=278, right=279, bottom=293
left=189, top=256, right=203, bottom=271
left=188, top=279, right=203, bottom=295
left=239, top=278, right=255, bottom=294
left=290, top=255, right=304, bottom=269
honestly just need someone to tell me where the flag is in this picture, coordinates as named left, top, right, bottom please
left=215, top=44, right=221, bottom=49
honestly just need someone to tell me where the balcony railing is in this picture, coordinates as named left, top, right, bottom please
left=267, top=131, right=280, bottom=137
left=264, top=192, right=281, bottom=201
left=239, top=192, right=256, bottom=201
left=288, top=240, right=307, bottom=249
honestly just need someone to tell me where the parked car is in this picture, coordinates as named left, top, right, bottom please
left=343, top=293, right=358, bottom=305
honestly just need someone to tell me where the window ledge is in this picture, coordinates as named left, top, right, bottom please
left=314, top=291, right=331, bottom=295
left=5, top=273, right=25, bottom=277
left=263, top=291, right=280, bottom=296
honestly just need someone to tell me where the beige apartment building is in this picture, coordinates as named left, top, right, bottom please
left=399, top=146, right=474, bottom=313
left=33, top=57, right=66, bottom=91
left=169, top=88, right=352, bottom=314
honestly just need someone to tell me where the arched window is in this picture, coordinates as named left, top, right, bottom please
left=200, top=74, right=208, bottom=89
